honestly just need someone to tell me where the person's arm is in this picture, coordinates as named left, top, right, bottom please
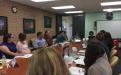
left=33, top=40, right=39, bottom=48
left=0, top=45, right=19, bottom=56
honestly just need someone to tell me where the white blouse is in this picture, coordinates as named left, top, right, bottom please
left=16, top=41, right=31, bottom=54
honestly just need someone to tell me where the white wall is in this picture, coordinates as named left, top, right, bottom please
left=85, top=11, right=121, bottom=37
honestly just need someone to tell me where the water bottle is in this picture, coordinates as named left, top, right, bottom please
left=11, top=58, right=16, bottom=67
left=2, top=55, right=7, bottom=67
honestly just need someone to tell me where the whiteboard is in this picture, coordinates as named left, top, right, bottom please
left=96, top=20, right=121, bottom=39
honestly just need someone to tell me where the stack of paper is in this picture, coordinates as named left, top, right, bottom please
left=74, top=56, right=85, bottom=65
left=69, top=66, right=84, bottom=75
left=15, top=54, right=33, bottom=58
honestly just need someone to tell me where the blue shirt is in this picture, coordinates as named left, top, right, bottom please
left=1, top=42, right=17, bottom=59
left=0, top=51, right=3, bottom=59
left=0, top=44, right=3, bottom=59
left=34, top=38, right=47, bottom=48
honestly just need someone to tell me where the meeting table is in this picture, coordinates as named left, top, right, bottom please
left=0, top=41, right=86, bottom=75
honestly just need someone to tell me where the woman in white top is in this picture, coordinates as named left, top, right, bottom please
left=17, top=33, right=31, bottom=54
left=84, top=39, right=112, bottom=75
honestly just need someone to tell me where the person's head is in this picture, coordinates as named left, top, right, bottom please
left=59, top=31, right=65, bottom=36
left=104, top=32, right=112, bottom=39
left=96, top=32, right=105, bottom=41
left=3, top=33, right=14, bottom=43
left=84, top=39, right=105, bottom=74
left=44, top=30, right=50, bottom=37
left=89, top=31, right=94, bottom=36
left=37, top=32, right=42, bottom=39
left=27, top=47, right=70, bottom=75
left=45, top=30, right=50, bottom=35
left=100, top=30, right=106, bottom=37
left=100, top=30, right=106, bottom=34
left=18, top=33, right=26, bottom=42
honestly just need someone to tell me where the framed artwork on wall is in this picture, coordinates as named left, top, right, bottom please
left=23, top=18, right=35, bottom=34
left=44, top=16, right=52, bottom=28
left=0, top=16, right=8, bottom=35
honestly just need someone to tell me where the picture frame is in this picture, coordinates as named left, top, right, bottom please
left=44, top=16, right=52, bottom=28
left=23, top=18, right=35, bottom=34
left=0, top=16, right=8, bottom=35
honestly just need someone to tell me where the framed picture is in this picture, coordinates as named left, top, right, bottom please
left=23, top=18, right=35, bottom=34
left=44, top=16, right=52, bottom=28
left=0, top=16, right=8, bottom=35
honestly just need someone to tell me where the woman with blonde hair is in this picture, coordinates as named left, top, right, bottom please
left=27, top=47, right=71, bottom=75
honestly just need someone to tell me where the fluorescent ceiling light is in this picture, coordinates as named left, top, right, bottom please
left=51, top=5, right=75, bottom=9
left=101, top=1, right=121, bottom=6
left=31, top=0, right=55, bottom=2
left=103, top=8, right=121, bottom=12
left=64, top=11, right=83, bottom=14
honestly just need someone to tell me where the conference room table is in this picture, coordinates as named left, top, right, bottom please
left=0, top=42, right=86, bottom=75
left=0, top=58, right=30, bottom=75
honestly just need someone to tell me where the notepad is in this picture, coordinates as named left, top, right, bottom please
left=69, top=66, right=84, bottom=75
left=74, top=56, right=85, bottom=65
left=15, top=54, right=33, bottom=58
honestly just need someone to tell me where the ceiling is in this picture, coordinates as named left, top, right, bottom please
left=11, top=0, right=121, bottom=14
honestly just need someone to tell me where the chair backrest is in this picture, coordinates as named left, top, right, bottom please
left=52, top=45, right=63, bottom=55
left=110, top=56, right=119, bottom=68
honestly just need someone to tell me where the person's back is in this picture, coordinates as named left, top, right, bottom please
left=88, top=56, right=112, bottom=75
left=84, top=39, right=112, bottom=75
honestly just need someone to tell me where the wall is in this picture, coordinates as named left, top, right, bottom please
left=0, top=0, right=56, bottom=41
left=85, top=11, right=121, bottom=37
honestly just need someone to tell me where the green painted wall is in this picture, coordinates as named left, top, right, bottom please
left=85, top=12, right=121, bottom=37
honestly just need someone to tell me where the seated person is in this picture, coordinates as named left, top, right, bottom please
left=84, top=39, right=112, bottom=75
left=56, top=31, right=67, bottom=43
left=88, top=31, right=95, bottom=41
left=0, top=45, right=19, bottom=59
left=96, top=32, right=110, bottom=59
left=34, top=32, right=47, bottom=48
left=1, top=34, right=19, bottom=59
left=44, top=30, right=53, bottom=46
left=17, top=33, right=31, bottom=54
left=73, top=32, right=81, bottom=39
left=27, top=47, right=70, bottom=75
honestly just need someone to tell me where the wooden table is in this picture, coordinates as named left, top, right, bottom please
left=0, top=42, right=85, bottom=75
left=0, top=58, right=30, bottom=75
